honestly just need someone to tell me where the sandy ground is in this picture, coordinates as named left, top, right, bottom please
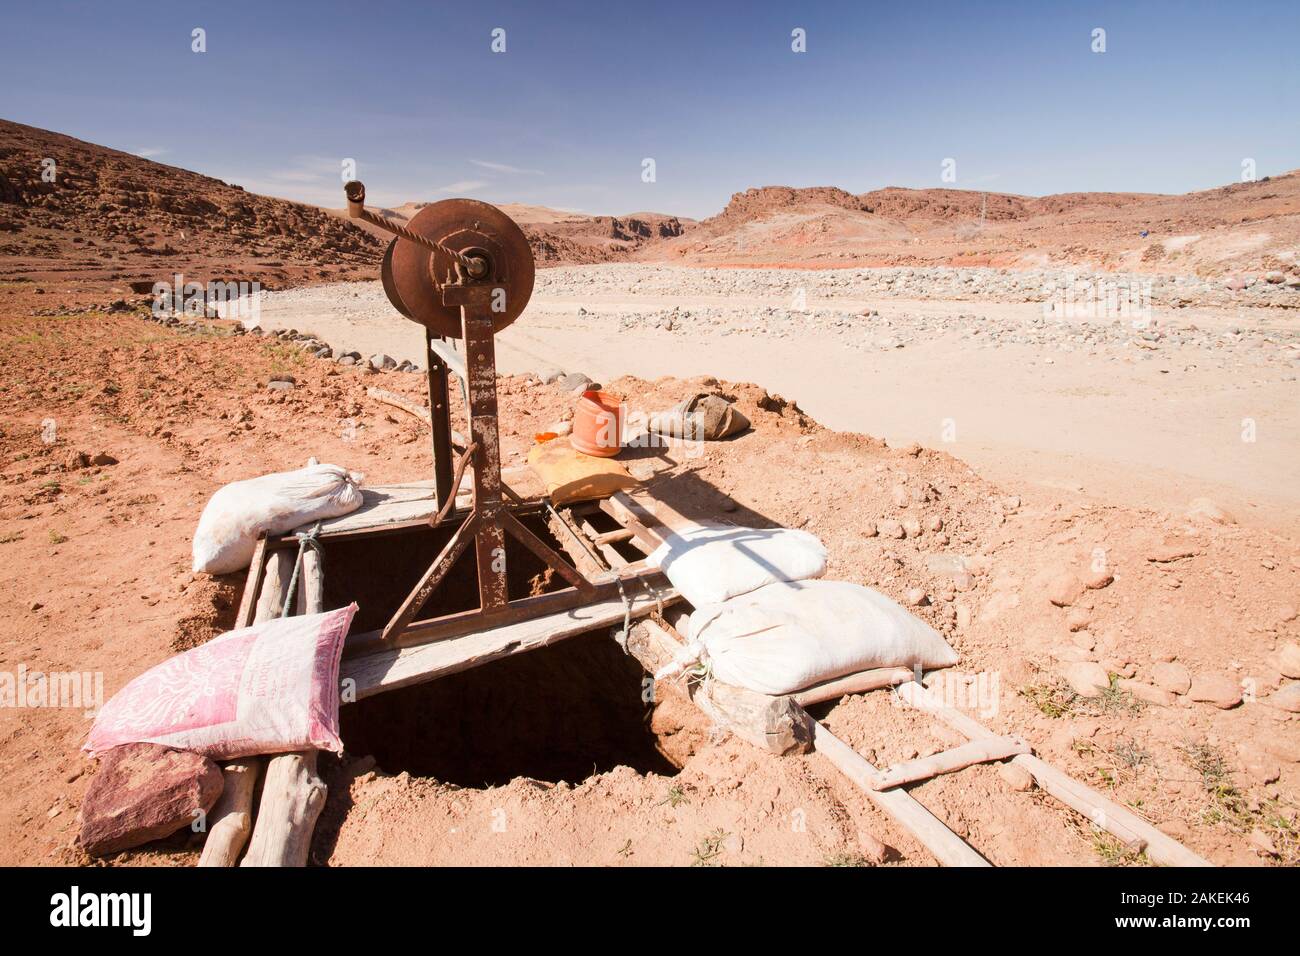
left=1, top=280, right=1297, bottom=869
left=255, top=267, right=1300, bottom=536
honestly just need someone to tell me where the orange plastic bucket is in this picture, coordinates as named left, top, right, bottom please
left=570, top=390, right=623, bottom=457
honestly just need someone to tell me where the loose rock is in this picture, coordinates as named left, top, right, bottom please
left=1187, top=674, right=1242, bottom=709
left=1060, top=661, right=1110, bottom=697
left=78, top=743, right=223, bottom=857
left=1265, top=684, right=1300, bottom=713
left=1150, top=660, right=1191, bottom=695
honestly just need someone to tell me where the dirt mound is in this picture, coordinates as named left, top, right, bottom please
left=0, top=119, right=384, bottom=292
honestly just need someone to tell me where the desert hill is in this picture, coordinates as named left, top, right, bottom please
left=0, top=118, right=384, bottom=291
left=649, top=176, right=1300, bottom=275
left=3, top=119, right=1297, bottom=288
left=325, top=198, right=691, bottom=266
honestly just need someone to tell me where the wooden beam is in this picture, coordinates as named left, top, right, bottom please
left=343, top=585, right=679, bottom=700
left=600, top=494, right=668, bottom=554
left=893, top=681, right=1212, bottom=866
left=810, top=721, right=990, bottom=867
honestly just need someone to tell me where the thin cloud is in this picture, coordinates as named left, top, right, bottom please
left=134, top=147, right=169, bottom=158
left=437, top=180, right=488, bottom=193
left=469, top=159, right=544, bottom=176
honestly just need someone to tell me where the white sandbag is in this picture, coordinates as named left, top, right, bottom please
left=647, top=522, right=827, bottom=607
left=664, top=579, right=958, bottom=696
left=191, top=463, right=364, bottom=574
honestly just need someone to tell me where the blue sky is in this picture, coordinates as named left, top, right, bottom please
left=1, top=0, right=1297, bottom=218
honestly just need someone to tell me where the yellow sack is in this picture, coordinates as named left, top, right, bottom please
left=527, top=437, right=638, bottom=506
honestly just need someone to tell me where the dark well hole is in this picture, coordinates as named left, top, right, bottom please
left=339, top=628, right=681, bottom=787
left=321, top=510, right=572, bottom=634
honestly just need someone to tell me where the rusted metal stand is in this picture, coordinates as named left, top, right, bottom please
left=336, top=181, right=665, bottom=658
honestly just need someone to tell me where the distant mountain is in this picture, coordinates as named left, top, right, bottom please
left=4, top=119, right=1296, bottom=288
left=323, top=199, right=692, bottom=266
left=643, top=177, right=1300, bottom=274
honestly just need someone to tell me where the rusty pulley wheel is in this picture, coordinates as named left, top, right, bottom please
left=387, top=198, right=535, bottom=339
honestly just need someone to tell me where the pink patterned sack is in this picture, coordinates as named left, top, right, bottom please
left=85, top=604, right=357, bottom=760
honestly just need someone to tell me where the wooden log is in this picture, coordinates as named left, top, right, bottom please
left=296, top=543, right=324, bottom=616
left=246, top=534, right=328, bottom=867
left=239, top=751, right=327, bottom=868
left=792, top=666, right=916, bottom=706
left=628, top=620, right=813, bottom=756
left=254, top=548, right=295, bottom=622
left=600, top=494, right=669, bottom=553
left=697, top=680, right=812, bottom=756
left=810, top=721, right=989, bottom=867
left=199, top=547, right=294, bottom=866
left=893, top=681, right=1212, bottom=866
left=197, top=760, right=260, bottom=867
left=870, top=735, right=1031, bottom=790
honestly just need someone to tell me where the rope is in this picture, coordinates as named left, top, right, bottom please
left=431, top=441, right=479, bottom=526
left=612, top=577, right=633, bottom=651
left=280, top=523, right=325, bottom=618
left=353, top=206, right=487, bottom=279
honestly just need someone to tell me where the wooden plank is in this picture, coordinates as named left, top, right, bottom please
left=615, top=489, right=699, bottom=534
left=893, top=681, right=1213, bottom=866
left=810, top=721, right=990, bottom=867
left=305, top=480, right=470, bottom=536
left=234, top=535, right=269, bottom=629
left=870, top=736, right=1031, bottom=790
left=580, top=516, right=628, bottom=568
left=547, top=512, right=606, bottom=580
left=297, top=470, right=539, bottom=537
left=342, top=585, right=679, bottom=700
left=600, top=495, right=667, bottom=554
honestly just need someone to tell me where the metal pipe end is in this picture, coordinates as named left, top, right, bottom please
left=344, top=180, right=366, bottom=217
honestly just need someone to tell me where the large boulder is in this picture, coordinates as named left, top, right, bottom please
left=78, top=743, right=223, bottom=857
